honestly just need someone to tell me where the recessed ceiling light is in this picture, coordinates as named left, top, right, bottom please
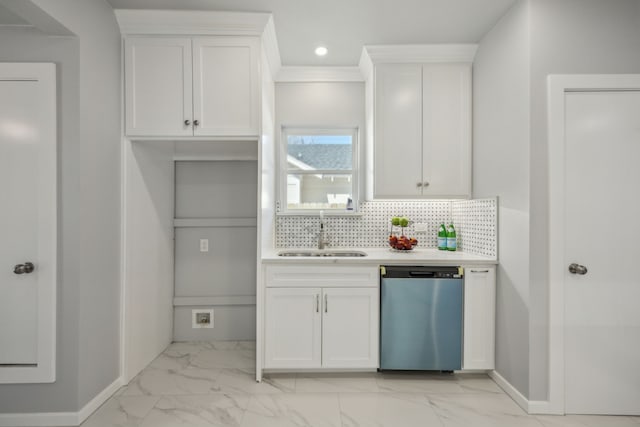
left=315, top=46, right=328, bottom=57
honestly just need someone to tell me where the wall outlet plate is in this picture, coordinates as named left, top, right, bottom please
left=192, top=309, right=214, bottom=328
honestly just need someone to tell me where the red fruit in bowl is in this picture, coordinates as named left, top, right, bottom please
left=395, top=242, right=405, bottom=250
left=389, top=235, right=398, bottom=245
left=410, top=237, right=418, bottom=246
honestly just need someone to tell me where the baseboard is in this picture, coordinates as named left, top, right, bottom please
left=528, top=399, right=564, bottom=415
left=0, top=376, right=124, bottom=426
left=76, top=376, right=125, bottom=423
left=488, top=370, right=531, bottom=413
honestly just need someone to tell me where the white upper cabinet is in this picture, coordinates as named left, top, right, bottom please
left=125, top=36, right=259, bottom=138
left=421, top=64, right=471, bottom=197
left=125, top=37, right=193, bottom=137
left=374, top=64, right=423, bottom=197
left=192, top=37, right=259, bottom=136
left=366, top=45, right=474, bottom=199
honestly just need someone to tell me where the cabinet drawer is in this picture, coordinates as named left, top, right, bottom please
left=265, top=265, right=378, bottom=288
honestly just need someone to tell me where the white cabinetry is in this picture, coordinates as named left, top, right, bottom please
left=125, top=36, right=259, bottom=137
left=263, top=265, right=379, bottom=370
left=463, top=266, right=496, bottom=370
left=372, top=62, right=472, bottom=198
left=264, top=288, right=321, bottom=368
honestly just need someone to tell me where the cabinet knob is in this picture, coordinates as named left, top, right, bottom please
left=423, top=182, right=430, bottom=187
left=14, top=262, right=35, bottom=275
left=416, top=182, right=423, bottom=188
left=193, top=119, right=199, bottom=126
left=568, top=263, right=588, bottom=275
left=184, top=119, right=191, bottom=126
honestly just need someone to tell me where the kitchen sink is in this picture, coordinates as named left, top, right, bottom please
left=277, top=250, right=367, bottom=257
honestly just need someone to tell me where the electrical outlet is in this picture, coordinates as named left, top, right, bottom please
left=414, top=223, right=428, bottom=233
left=192, top=309, right=214, bottom=328
left=200, top=239, right=209, bottom=252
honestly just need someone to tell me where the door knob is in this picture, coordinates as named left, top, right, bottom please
left=14, top=262, right=35, bottom=275
left=193, top=119, right=199, bottom=126
left=184, top=119, right=191, bottom=126
left=568, top=263, right=588, bottom=275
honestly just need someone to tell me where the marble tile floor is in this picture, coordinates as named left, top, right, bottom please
left=80, top=341, right=640, bottom=427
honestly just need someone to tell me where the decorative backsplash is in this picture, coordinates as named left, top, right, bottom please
left=275, top=198, right=497, bottom=258
left=452, top=198, right=498, bottom=258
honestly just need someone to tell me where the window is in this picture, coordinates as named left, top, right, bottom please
left=279, top=127, right=359, bottom=213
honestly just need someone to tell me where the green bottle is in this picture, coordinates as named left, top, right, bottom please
left=437, top=223, right=447, bottom=250
left=446, top=223, right=457, bottom=251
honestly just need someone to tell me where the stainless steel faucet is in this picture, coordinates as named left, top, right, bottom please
left=318, top=210, right=329, bottom=250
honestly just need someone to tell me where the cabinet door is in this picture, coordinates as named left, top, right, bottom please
left=374, top=64, right=423, bottom=198
left=192, top=37, right=259, bottom=136
left=125, top=37, right=193, bottom=137
left=463, top=267, right=496, bottom=370
left=322, top=288, right=379, bottom=368
left=422, top=63, right=471, bottom=198
left=264, top=288, right=321, bottom=368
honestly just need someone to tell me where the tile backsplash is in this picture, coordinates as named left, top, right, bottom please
left=275, top=198, right=497, bottom=258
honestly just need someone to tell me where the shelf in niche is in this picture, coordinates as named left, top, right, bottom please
left=173, top=296, right=256, bottom=306
left=174, top=218, right=257, bottom=228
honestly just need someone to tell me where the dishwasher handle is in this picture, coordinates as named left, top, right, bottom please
left=408, top=271, right=436, bottom=278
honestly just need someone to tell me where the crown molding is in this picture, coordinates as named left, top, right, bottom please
left=358, top=47, right=374, bottom=81
left=0, top=0, right=73, bottom=36
left=114, top=9, right=271, bottom=36
left=362, top=44, right=478, bottom=65
left=276, top=66, right=364, bottom=82
left=261, top=15, right=281, bottom=80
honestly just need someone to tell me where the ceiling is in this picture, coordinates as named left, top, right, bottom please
left=0, top=3, right=30, bottom=26
left=105, top=0, right=517, bottom=66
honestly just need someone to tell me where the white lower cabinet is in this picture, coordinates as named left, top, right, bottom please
left=263, top=264, right=495, bottom=372
left=263, top=266, right=379, bottom=370
left=264, top=288, right=322, bottom=368
left=463, top=266, right=496, bottom=370
left=321, top=288, right=379, bottom=368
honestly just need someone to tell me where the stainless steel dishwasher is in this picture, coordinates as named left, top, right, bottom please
left=380, top=265, right=463, bottom=371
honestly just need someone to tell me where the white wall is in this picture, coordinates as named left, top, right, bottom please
left=527, top=0, right=640, bottom=400
left=475, top=0, right=640, bottom=402
left=473, top=0, right=531, bottom=398
left=275, top=82, right=366, bottom=204
left=0, top=26, right=81, bottom=414
left=122, top=141, right=175, bottom=382
left=260, top=46, right=276, bottom=252
left=0, top=0, right=122, bottom=413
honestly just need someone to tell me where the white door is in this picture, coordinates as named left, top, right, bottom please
left=564, top=90, right=640, bottom=414
left=462, top=267, right=496, bottom=370
left=422, top=63, right=471, bottom=198
left=322, top=288, right=378, bottom=368
left=264, top=288, right=321, bottom=368
left=0, top=63, right=56, bottom=383
left=192, top=37, right=259, bottom=137
left=124, top=37, right=193, bottom=137
left=374, top=64, right=423, bottom=198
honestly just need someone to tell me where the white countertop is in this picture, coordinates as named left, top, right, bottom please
left=261, top=247, right=497, bottom=266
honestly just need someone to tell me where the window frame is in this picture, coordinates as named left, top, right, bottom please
left=277, top=126, right=360, bottom=216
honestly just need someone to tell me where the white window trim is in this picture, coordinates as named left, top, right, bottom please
left=277, top=126, right=360, bottom=216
